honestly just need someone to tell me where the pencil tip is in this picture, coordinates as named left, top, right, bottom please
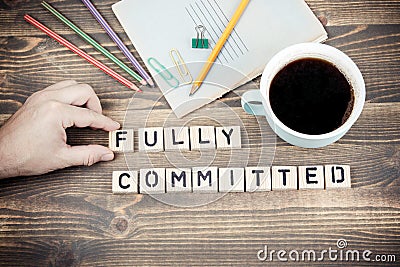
left=147, top=79, right=155, bottom=87
left=140, top=79, right=147, bottom=86
left=190, top=84, right=199, bottom=96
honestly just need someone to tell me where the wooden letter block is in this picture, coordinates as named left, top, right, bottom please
left=112, top=171, right=138, bottom=194
left=109, top=129, right=134, bottom=152
left=139, top=168, right=166, bottom=194
left=271, top=166, right=298, bottom=190
left=325, top=165, right=351, bottom=189
left=219, top=168, right=245, bottom=193
left=138, top=127, right=164, bottom=152
left=192, top=167, right=218, bottom=193
left=215, top=126, right=242, bottom=149
left=298, top=166, right=325, bottom=190
left=166, top=168, right=192, bottom=192
left=245, top=167, right=271, bottom=192
left=164, top=127, right=190, bottom=151
left=190, top=126, right=216, bottom=150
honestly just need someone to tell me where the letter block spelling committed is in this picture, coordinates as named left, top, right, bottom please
left=166, top=168, right=192, bottom=192
left=109, top=130, right=134, bottom=152
left=190, top=126, right=216, bottom=150
left=139, top=168, right=166, bottom=194
left=138, top=127, right=164, bottom=152
left=272, top=166, right=298, bottom=190
left=245, top=167, right=271, bottom=192
left=219, top=168, right=245, bottom=192
left=298, top=166, right=325, bottom=189
left=325, top=165, right=351, bottom=188
left=215, top=126, right=242, bottom=149
left=164, top=127, right=190, bottom=151
left=192, top=167, right=218, bottom=193
left=112, top=171, right=138, bottom=193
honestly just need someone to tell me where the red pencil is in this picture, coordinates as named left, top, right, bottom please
left=24, top=14, right=141, bottom=92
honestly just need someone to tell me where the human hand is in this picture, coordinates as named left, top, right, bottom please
left=0, top=80, right=120, bottom=178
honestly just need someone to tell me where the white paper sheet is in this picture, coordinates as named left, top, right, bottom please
left=113, top=0, right=327, bottom=118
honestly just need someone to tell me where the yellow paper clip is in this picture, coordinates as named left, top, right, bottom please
left=147, top=57, right=179, bottom=88
left=169, top=48, right=193, bottom=86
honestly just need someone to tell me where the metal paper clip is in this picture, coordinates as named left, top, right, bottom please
left=192, top=25, right=209, bottom=49
left=169, top=48, right=193, bottom=85
left=147, top=57, right=179, bottom=89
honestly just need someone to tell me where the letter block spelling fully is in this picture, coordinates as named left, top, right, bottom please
left=138, top=127, right=164, bottom=152
left=164, top=127, right=190, bottom=151
left=109, top=130, right=134, bottom=152
left=215, top=126, right=242, bottom=149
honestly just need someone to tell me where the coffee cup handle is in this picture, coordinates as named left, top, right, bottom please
left=241, top=90, right=267, bottom=116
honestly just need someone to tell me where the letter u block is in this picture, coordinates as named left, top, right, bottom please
left=138, top=127, right=164, bottom=152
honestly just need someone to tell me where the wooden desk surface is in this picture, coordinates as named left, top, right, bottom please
left=1, top=0, right=399, bottom=265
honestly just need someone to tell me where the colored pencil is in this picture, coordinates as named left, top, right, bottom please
left=81, top=0, right=154, bottom=87
left=41, top=1, right=146, bottom=86
left=190, top=0, right=250, bottom=96
left=24, top=14, right=141, bottom=92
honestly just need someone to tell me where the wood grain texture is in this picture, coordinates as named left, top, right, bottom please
left=0, top=0, right=399, bottom=266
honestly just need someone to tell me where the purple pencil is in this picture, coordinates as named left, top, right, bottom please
left=81, top=0, right=154, bottom=86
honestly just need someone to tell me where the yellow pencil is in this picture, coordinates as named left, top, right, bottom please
left=190, top=0, right=250, bottom=96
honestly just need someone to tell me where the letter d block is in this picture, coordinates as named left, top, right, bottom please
left=166, top=168, right=192, bottom=192
left=109, top=130, right=134, bottom=152
left=192, top=167, right=218, bottom=193
left=112, top=171, right=138, bottom=194
left=325, top=165, right=351, bottom=189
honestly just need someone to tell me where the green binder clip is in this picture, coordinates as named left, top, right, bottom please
left=192, top=25, right=209, bottom=49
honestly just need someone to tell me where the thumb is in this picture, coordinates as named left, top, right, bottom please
left=62, top=145, right=115, bottom=167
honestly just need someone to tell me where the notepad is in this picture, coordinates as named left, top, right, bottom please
left=112, top=0, right=327, bottom=118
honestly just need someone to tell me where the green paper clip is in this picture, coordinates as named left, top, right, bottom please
left=147, top=57, right=180, bottom=89
left=192, top=25, right=209, bottom=49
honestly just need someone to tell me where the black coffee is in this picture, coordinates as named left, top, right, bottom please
left=269, top=58, right=354, bottom=135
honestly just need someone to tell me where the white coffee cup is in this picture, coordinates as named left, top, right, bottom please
left=241, top=43, right=365, bottom=148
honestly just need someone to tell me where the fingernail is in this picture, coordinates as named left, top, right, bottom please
left=101, top=153, right=114, bottom=161
left=113, top=121, right=121, bottom=129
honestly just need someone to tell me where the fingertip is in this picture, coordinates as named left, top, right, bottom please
left=100, top=152, right=114, bottom=161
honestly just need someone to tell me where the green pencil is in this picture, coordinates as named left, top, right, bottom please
left=41, top=1, right=146, bottom=85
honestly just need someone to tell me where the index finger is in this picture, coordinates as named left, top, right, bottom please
left=61, top=104, right=120, bottom=131
left=44, top=83, right=103, bottom=114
